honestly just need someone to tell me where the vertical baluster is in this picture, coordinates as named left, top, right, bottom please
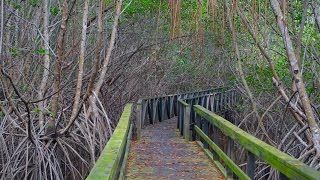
left=161, top=97, right=165, bottom=121
left=183, top=104, right=191, bottom=141
left=175, top=95, right=179, bottom=116
left=205, top=95, right=210, bottom=110
left=227, top=137, right=235, bottom=178
left=220, top=93, right=224, bottom=112
left=213, top=125, right=219, bottom=159
left=152, top=99, right=157, bottom=124
left=191, top=99, right=196, bottom=141
left=177, top=101, right=181, bottom=129
left=166, top=96, right=169, bottom=119
left=180, top=102, right=184, bottom=136
left=147, top=100, right=152, bottom=125
left=279, top=173, right=289, bottom=180
left=216, top=93, right=220, bottom=112
left=171, top=96, right=173, bottom=118
left=135, top=100, right=142, bottom=140
left=141, top=100, right=147, bottom=127
left=247, top=152, right=255, bottom=179
left=203, top=119, right=209, bottom=149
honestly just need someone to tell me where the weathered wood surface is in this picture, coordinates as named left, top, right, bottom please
left=125, top=118, right=225, bottom=179
left=86, top=104, right=132, bottom=180
left=194, top=105, right=320, bottom=180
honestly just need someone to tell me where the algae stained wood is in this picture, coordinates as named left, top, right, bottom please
left=194, top=105, right=320, bottom=180
left=86, top=104, right=133, bottom=180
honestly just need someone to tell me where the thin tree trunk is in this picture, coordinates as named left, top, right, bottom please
left=86, top=0, right=103, bottom=97
left=60, top=0, right=123, bottom=135
left=93, top=0, right=123, bottom=95
left=38, top=0, right=50, bottom=129
left=227, top=1, right=273, bottom=144
left=70, top=0, right=89, bottom=121
left=49, top=0, right=68, bottom=133
left=312, top=1, right=320, bottom=32
left=270, top=0, right=320, bottom=156
left=0, top=0, right=3, bottom=58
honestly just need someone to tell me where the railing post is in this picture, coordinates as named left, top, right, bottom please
left=177, top=102, right=181, bottom=129
left=227, top=137, right=235, bottom=179
left=133, top=100, right=142, bottom=140
left=183, top=104, right=191, bottom=141
left=213, top=125, right=219, bottom=159
left=279, top=173, right=289, bottom=180
left=247, top=152, right=255, bottom=179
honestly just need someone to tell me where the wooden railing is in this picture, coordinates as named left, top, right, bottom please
left=134, top=87, right=230, bottom=139
left=177, top=89, right=239, bottom=139
left=86, top=87, right=320, bottom=180
left=86, top=87, right=231, bottom=179
left=86, top=104, right=133, bottom=180
left=178, top=96, right=320, bottom=179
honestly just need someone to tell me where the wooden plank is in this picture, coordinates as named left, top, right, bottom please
left=195, top=126, right=250, bottom=180
left=194, top=105, right=320, bottom=180
left=86, top=104, right=132, bottom=180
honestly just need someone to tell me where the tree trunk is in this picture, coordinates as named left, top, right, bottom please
left=70, top=0, right=89, bottom=121
left=270, top=0, right=320, bottom=156
left=49, top=0, right=68, bottom=133
left=38, top=0, right=50, bottom=129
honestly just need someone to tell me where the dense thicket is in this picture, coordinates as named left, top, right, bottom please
left=0, top=0, right=319, bottom=179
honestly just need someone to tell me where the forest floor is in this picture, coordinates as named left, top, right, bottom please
left=125, top=118, right=225, bottom=180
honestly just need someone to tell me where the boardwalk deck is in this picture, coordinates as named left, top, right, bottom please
left=125, top=118, right=225, bottom=180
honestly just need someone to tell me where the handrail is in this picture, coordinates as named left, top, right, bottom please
left=194, top=105, right=320, bottom=179
left=140, top=86, right=228, bottom=100
left=86, top=104, right=133, bottom=180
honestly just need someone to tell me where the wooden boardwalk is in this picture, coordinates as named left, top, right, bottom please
left=125, top=118, right=224, bottom=180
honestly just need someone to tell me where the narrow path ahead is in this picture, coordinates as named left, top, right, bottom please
left=125, top=118, right=225, bottom=180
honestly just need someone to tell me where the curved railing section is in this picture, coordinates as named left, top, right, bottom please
left=177, top=89, right=240, bottom=139
left=134, top=87, right=230, bottom=139
left=86, top=104, right=133, bottom=180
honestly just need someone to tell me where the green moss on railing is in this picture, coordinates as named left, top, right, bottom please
left=86, top=104, right=132, bottom=180
left=194, top=105, right=320, bottom=180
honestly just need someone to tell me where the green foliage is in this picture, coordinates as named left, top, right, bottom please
left=50, top=6, right=60, bottom=16
left=48, top=111, right=55, bottom=118
left=20, top=84, right=29, bottom=92
left=35, top=48, right=49, bottom=55
left=11, top=2, right=22, bottom=9
left=29, top=0, right=40, bottom=7
left=275, top=57, right=290, bottom=81
left=123, top=0, right=167, bottom=17
left=32, top=107, right=42, bottom=114
left=9, top=48, right=21, bottom=58
left=0, top=112, right=4, bottom=120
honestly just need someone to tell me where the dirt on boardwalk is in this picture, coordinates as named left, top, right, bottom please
left=125, top=118, right=225, bottom=180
